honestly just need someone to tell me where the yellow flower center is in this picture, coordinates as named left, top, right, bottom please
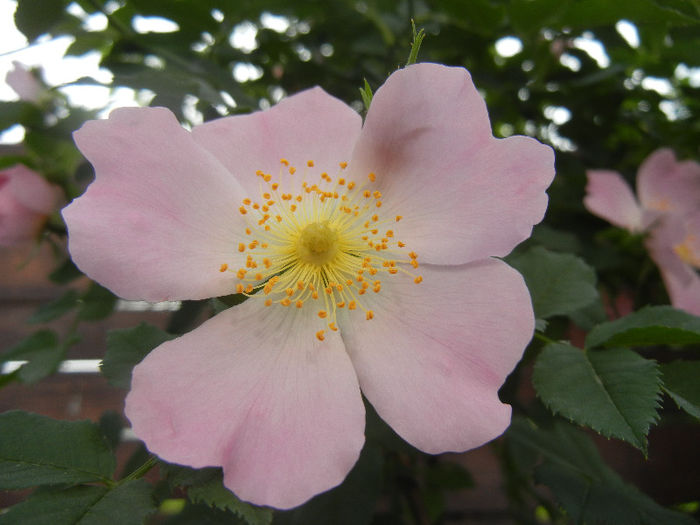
left=674, top=233, right=700, bottom=268
left=219, top=158, right=423, bottom=340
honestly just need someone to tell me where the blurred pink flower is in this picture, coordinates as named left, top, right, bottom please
left=0, top=165, right=61, bottom=247
left=63, top=63, right=555, bottom=508
left=585, top=149, right=700, bottom=315
left=5, top=61, right=43, bottom=103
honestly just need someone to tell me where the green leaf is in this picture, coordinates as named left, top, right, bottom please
left=586, top=306, right=700, bottom=349
left=1, top=330, right=64, bottom=384
left=507, top=246, right=599, bottom=319
left=661, top=360, right=700, bottom=420
left=167, top=466, right=272, bottom=525
left=0, top=411, right=115, bottom=489
left=275, top=444, right=383, bottom=525
left=28, top=290, right=80, bottom=324
left=0, top=480, right=155, bottom=525
left=78, top=282, right=117, bottom=321
left=533, top=343, right=661, bottom=452
left=48, top=258, right=83, bottom=284
left=507, top=418, right=696, bottom=525
left=14, top=0, right=68, bottom=41
left=102, top=323, right=175, bottom=389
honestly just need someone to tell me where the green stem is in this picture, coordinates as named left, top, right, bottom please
left=121, top=456, right=158, bottom=484
left=533, top=331, right=557, bottom=345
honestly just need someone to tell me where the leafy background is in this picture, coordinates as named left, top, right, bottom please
left=1, top=0, right=699, bottom=523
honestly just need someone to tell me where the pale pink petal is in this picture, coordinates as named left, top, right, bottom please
left=63, top=107, right=250, bottom=301
left=192, top=88, right=363, bottom=198
left=340, top=258, right=533, bottom=453
left=584, top=170, right=643, bottom=232
left=637, top=148, right=700, bottom=215
left=646, top=215, right=700, bottom=316
left=125, top=300, right=365, bottom=509
left=6, top=62, right=42, bottom=103
left=349, top=63, right=554, bottom=264
left=0, top=165, right=60, bottom=246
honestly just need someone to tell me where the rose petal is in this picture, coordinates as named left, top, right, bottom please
left=64, top=107, right=249, bottom=301
left=6, top=61, right=42, bottom=103
left=192, top=87, right=363, bottom=197
left=637, top=148, right=700, bottom=215
left=0, top=165, right=60, bottom=246
left=349, top=63, right=554, bottom=264
left=646, top=215, right=700, bottom=316
left=584, top=170, right=644, bottom=232
left=126, top=300, right=365, bottom=509
left=340, top=258, right=533, bottom=453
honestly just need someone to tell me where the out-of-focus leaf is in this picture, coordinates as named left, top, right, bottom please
left=102, top=323, right=175, bottom=389
left=27, top=289, right=79, bottom=324
left=0, top=480, right=155, bottom=525
left=78, top=282, right=117, bottom=321
left=0, top=330, right=63, bottom=384
left=0, top=411, right=115, bottom=489
left=661, top=360, right=700, bottom=420
left=586, top=306, right=700, bottom=349
left=507, top=418, right=696, bottom=525
left=14, top=0, right=67, bottom=41
left=507, top=246, right=598, bottom=319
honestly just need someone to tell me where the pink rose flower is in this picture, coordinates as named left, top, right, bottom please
left=5, top=61, right=43, bottom=103
left=63, top=63, right=555, bottom=508
left=0, top=165, right=61, bottom=246
left=585, top=148, right=700, bottom=315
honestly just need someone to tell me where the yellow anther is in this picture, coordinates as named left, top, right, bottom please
left=347, top=181, right=356, bottom=190
left=368, top=172, right=376, bottom=182
left=363, top=190, right=371, bottom=198
left=290, top=204, right=297, bottom=212
left=346, top=279, right=353, bottom=286
left=243, top=198, right=252, bottom=205
left=296, top=300, right=303, bottom=308
left=318, top=310, right=328, bottom=319
left=249, top=241, right=258, bottom=249
left=261, top=205, right=269, bottom=212
left=312, top=291, right=319, bottom=299
left=245, top=228, right=251, bottom=235
left=256, top=170, right=264, bottom=176
left=410, top=260, right=419, bottom=269
left=263, top=258, right=271, bottom=268
left=348, top=301, right=357, bottom=310
left=296, top=195, right=302, bottom=202
left=276, top=215, right=282, bottom=222
left=265, top=299, right=272, bottom=306
left=261, top=243, right=268, bottom=248
left=385, top=230, right=394, bottom=237
left=271, top=183, right=279, bottom=190
left=297, top=280, right=305, bottom=290
left=388, top=268, right=398, bottom=274
left=337, top=301, right=345, bottom=308
left=255, top=273, right=263, bottom=280
left=328, top=322, right=338, bottom=332
left=285, top=288, right=294, bottom=297
left=263, top=174, right=271, bottom=182
left=338, top=178, right=345, bottom=185
left=252, top=203, right=260, bottom=210
left=307, top=160, right=314, bottom=167
left=409, top=251, right=418, bottom=259
left=376, top=201, right=382, bottom=208
left=219, top=263, right=228, bottom=272
left=245, top=284, right=253, bottom=293
left=280, top=158, right=289, bottom=166
left=366, top=310, right=374, bottom=320
left=281, top=298, right=291, bottom=307
left=396, top=215, right=402, bottom=222
left=339, top=162, right=348, bottom=169
left=289, top=166, right=296, bottom=175
left=373, top=191, right=381, bottom=199
left=236, top=283, right=244, bottom=293
left=239, top=207, right=247, bottom=214
left=263, top=192, right=271, bottom=199
left=414, top=276, right=423, bottom=284
left=263, top=283, right=273, bottom=295
left=398, top=241, right=406, bottom=248
left=316, top=330, right=325, bottom=341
